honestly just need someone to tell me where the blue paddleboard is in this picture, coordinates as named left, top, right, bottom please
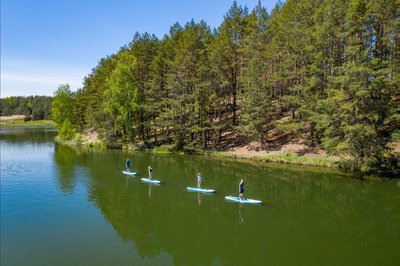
left=187, top=187, right=215, bottom=193
left=141, top=178, right=161, bottom=184
left=224, top=196, right=262, bottom=204
left=122, top=170, right=136, bottom=176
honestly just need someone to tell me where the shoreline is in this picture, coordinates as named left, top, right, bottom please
left=148, top=144, right=340, bottom=168
left=52, top=133, right=396, bottom=180
left=55, top=135, right=346, bottom=169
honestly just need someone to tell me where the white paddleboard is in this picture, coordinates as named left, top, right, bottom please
left=122, top=170, right=136, bottom=176
left=224, top=196, right=262, bottom=204
left=187, top=187, right=215, bottom=193
left=141, top=178, right=161, bottom=184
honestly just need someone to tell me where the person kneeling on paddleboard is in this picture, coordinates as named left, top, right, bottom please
left=126, top=159, right=131, bottom=170
left=197, top=173, right=203, bottom=188
left=239, top=179, right=245, bottom=199
left=148, top=166, right=153, bottom=180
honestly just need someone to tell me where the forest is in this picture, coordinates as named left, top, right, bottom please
left=0, top=96, right=53, bottom=120
left=51, top=0, right=399, bottom=176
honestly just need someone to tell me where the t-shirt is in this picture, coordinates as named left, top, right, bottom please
left=239, top=182, right=245, bottom=193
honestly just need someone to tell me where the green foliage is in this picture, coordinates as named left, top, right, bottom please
left=0, top=117, right=54, bottom=127
left=104, top=51, right=138, bottom=141
left=213, top=150, right=340, bottom=168
left=52, top=84, right=76, bottom=139
left=0, top=96, right=52, bottom=118
left=59, top=119, right=76, bottom=140
left=55, top=0, right=399, bottom=175
left=76, top=56, right=119, bottom=135
left=238, top=1, right=271, bottom=143
left=24, top=115, right=32, bottom=122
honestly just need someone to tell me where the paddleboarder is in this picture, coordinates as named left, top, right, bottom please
left=126, top=159, right=131, bottom=171
left=148, top=166, right=153, bottom=180
left=197, top=173, right=203, bottom=188
left=239, top=179, right=245, bottom=199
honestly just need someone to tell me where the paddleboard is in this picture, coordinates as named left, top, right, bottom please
left=141, top=178, right=161, bottom=184
left=122, top=170, right=136, bottom=176
left=224, top=196, right=262, bottom=204
left=187, top=187, right=215, bottom=193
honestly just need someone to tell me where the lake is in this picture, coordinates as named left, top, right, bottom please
left=1, top=127, right=399, bottom=265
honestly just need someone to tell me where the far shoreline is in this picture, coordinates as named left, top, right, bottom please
left=0, top=115, right=54, bottom=127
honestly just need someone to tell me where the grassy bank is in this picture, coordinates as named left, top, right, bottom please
left=0, top=115, right=54, bottom=127
left=60, top=134, right=340, bottom=168
left=206, top=150, right=340, bottom=168
left=54, top=135, right=82, bottom=147
left=55, top=134, right=106, bottom=148
left=57, top=135, right=400, bottom=178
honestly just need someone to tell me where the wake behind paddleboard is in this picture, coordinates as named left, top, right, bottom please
left=224, top=196, right=262, bottom=204
left=187, top=187, right=215, bottom=193
left=141, top=178, right=161, bottom=184
left=122, top=170, right=136, bottom=176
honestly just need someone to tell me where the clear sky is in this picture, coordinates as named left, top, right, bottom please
left=1, top=0, right=279, bottom=98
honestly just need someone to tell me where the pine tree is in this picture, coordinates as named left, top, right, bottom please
left=319, top=0, right=399, bottom=174
left=128, top=32, right=159, bottom=143
left=239, top=0, right=271, bottom=143
left=56, top=0, right=399, bottom=175
left=210, top=1, right=248, bottom=128
left=78, top=55, right=118, bottom=138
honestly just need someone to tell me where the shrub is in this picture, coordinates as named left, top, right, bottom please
left=24, top=115, right=32, bottom=122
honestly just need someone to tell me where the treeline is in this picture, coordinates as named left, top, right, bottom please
left=52, top=0, right=399, bottom=175
left=0, top=96, right=53, bottom=120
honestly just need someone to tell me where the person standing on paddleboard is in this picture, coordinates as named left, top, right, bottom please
left=126, top=159, right=131, bottom=171
left=197, top=173, right=203, bottom=188
left=239, top=179, right=245, bottom=199
left=148, top=166, right=153, bottom=180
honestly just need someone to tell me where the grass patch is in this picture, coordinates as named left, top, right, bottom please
left=132, top=144, right=340, bottom=168
left=120, top=143, right=340, bottom=168
left=153, top=145, right=175, bottom=153
left=204, top=150, right=340, bottom=168
left=54, top=132, right=341, bottom=169
left=0, top=118, right=54, bottom=127
left=152, top=145, right=185, bottom=154
left=56, top=133, right=108, bottom=149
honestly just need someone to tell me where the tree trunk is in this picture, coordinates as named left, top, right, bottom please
left=140, top=109, right=145, bottom=141
left=232, top=94, right=237, bottom=126
left=204, top=129, right=207, bottom=149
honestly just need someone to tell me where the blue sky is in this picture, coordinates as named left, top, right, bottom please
left=1, top=0, right=279, bottom=97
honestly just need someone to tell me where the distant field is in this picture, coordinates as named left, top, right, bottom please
left=0, top=115, right=25, bottom=121
left=0, top=115, right=54, bottom=127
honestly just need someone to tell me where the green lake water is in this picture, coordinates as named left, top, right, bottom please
left=1, top=127, right=399, bottom=265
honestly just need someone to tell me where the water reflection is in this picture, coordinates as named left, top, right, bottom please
left=54, top=144, right=79, bottom=194
left=4, top=127, right=400, bottom=265
left=238, top=204, right=244, bottom=224
left=197, top=192, right=201, bottom=205
left=148, top=184, right=152, bottom=198
left=0, top=126, right=56, bottom=144
left=51, top=140, right=400, bottom=265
